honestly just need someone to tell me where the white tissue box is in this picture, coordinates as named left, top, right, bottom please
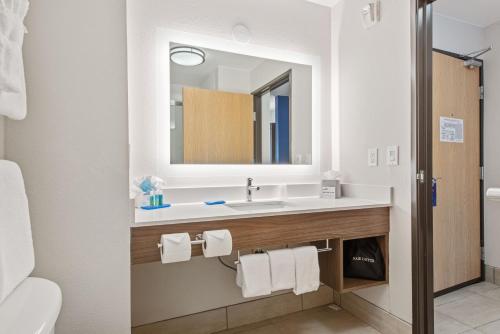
left=321, top=180, right=341, bottom=199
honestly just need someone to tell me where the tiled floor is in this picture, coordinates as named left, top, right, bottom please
left=435, top=282, right=500, bottom=333
left=218, top=306, right=381, bottom=334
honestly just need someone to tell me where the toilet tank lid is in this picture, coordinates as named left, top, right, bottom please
left=0, top=277, right=62, bottom=334
left=0, top=160, right=35, bottom=303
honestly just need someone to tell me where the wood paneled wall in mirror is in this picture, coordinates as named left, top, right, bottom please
left=169, top=43, right=313, bottom=165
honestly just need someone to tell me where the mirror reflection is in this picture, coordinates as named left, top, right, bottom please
left=169, top=43, right=312, bottom=165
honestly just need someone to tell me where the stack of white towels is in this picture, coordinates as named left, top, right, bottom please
left=0, top=0, right=30, bottom=120
left=236, top=246, right=320, bottom=298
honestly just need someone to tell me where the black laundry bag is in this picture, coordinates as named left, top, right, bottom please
left=343, top=238, right=385, bottom=281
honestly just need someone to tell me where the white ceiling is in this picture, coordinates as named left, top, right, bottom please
left=170, top=43, right=264, bottom=87
left=434, top=0, right=500, bottom=28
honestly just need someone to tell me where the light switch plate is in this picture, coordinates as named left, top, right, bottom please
left=368, top=148, right=378, bottom=167
left=387, top=145, right=399, bottom=166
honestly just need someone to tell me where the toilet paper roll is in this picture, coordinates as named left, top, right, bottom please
left=487, top=188, right=500, bottom=201
left=160, top=233, right=192, bottom=264
left=202, top=229, right=233, bottom=258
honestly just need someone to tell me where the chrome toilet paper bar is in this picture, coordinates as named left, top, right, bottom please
left=157, top=234, right=205, bottom=250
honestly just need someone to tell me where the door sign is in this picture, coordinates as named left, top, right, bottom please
left=440, top=117, right=464, bottom=143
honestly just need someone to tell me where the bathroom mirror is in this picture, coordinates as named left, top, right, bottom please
left=169, top=43, right=313, bottom=165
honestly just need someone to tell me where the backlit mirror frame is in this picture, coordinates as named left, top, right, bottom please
left=155, top=29, right=321, bottom=185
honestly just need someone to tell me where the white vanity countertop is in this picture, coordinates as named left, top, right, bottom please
left=133, top=197, right=392, bottom=227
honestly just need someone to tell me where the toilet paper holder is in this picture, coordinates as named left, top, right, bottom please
left=157, top=234, right=205, bottom=250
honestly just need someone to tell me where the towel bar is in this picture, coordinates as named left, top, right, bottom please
left=234, top=239, right=333, bottom=265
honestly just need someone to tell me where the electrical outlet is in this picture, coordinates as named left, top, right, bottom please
left=387, top=146, right=399, bottom=166
left=368, top=148, right=378, bottom=167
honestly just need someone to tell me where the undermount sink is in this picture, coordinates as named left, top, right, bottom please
left=225, top=201, right=290, bottom=211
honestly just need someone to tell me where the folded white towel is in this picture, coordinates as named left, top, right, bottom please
left=236, top=253, right=272, bottom=298
left=292, top=246, right=320, bottom=295
left=268, top=249, right=295, bottom=292
left=0, top=0, right=30, bottom=120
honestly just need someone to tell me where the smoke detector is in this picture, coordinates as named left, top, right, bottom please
left=232, top=24, right=252, bottom=44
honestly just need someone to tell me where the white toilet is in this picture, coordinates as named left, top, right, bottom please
left=0, top=160, right=62, bottom=333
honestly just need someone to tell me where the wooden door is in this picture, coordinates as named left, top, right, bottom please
left=433, top=51, right=481, bottom=293
left=183, top=87, right=254, bottom=164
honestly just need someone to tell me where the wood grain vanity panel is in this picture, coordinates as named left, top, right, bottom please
left=317, top=239, right=338, bottom=289
left=131, top=207, right=390, bottom=265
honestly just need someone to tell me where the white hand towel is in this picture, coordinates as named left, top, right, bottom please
left=237, top=253, right=272, bottom=298
left=292, top=246, right=320, bottom=295
left=0, top=0, right=30, bottom=120
left=268, top=249, right=295, bottom=292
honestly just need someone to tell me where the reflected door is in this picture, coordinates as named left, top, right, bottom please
left=275, top=96, right=290, bottom=164
left=183, top=87, right=254, bottom=164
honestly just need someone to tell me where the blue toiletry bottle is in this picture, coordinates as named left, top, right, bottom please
left=154, top=191, right=159, bottom=207
left=158, top=191, right=164, bottom=206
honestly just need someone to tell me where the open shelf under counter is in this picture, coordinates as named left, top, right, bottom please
left=319, top=234, right=389, bottom=293
left=131, top=202, right=391, bottom=294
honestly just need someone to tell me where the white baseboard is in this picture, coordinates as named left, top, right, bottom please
left=485, top=264, right=500, bottom=285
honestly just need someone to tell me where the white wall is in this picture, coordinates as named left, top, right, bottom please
left=217, top=66, right=251, bottom=93
left=433, top=14, right=486, bottom=55
left=4, top=1, right=131, bottom=333
left=484, top=22, right=500, bottom=268
left=334, top=0, right=412, bottom=323
left=200, top=70, right=218, bottom=90
left=169, top=85, right=184, bottom=165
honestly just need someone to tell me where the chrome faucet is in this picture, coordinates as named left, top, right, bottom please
left=246, top=178, right=261, bottom=202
